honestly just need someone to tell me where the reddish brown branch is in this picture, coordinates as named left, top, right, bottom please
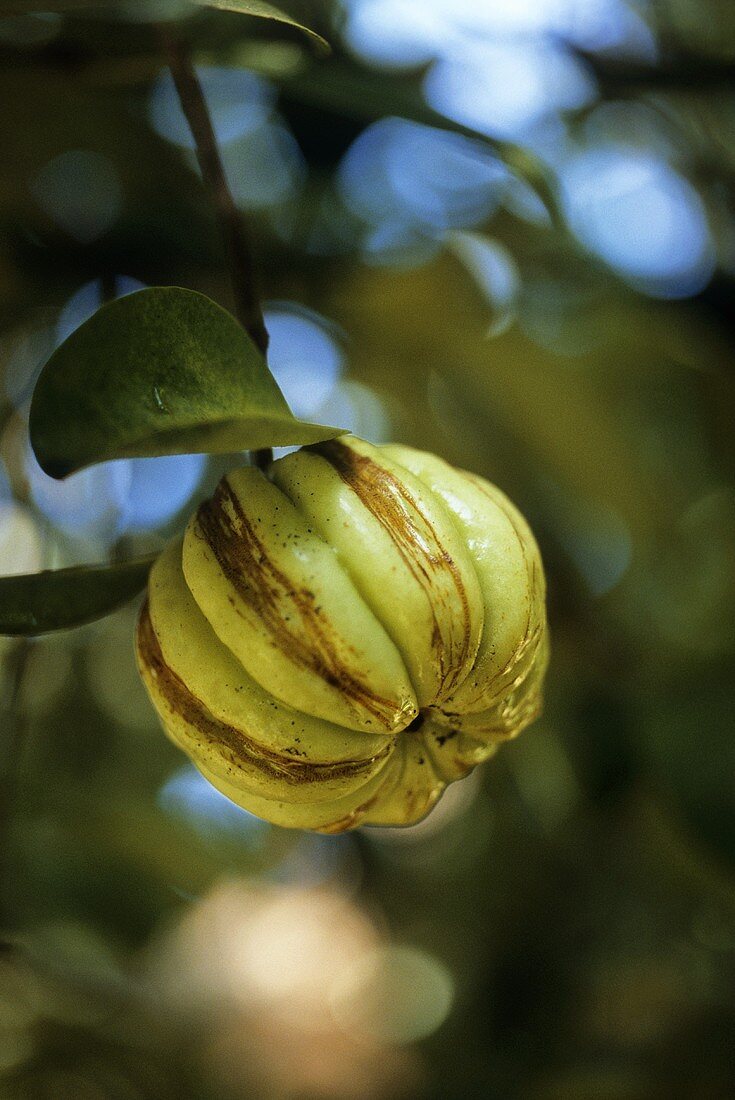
left=159, top=25, right=269, bottom=357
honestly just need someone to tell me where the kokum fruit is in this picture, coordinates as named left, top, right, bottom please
left=136, top=436, right=548, bottom=832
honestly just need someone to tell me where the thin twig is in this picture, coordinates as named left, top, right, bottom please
left=159, top=24, right=269, bottom=357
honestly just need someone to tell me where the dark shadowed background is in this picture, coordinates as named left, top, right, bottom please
left=1, top=1, right=735, bottom=1097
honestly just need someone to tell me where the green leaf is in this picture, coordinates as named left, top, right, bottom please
left=29, top=287, right=342, bottom=479
left=195, top=0, right=330, bottom=54
left=0, top=556, right=156, bottom=636
left=0, top=1, right=330, bottom=54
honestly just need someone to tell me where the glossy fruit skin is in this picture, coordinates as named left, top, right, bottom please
left=136, top=436, right=548, bottom=832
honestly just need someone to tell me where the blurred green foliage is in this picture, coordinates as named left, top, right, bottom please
left=1, top=1, right=735, bottom=1097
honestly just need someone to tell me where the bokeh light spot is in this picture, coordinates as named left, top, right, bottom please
left=329, top=944, right=455, bottom=1044
left=0, top=501, right=42, bottom=576
left=119, top=453, right=206, bottom=533
left=563, top=147, right=715, bottom=297
left=149, top=66, right=274, bottom=149
left=315, top=381, right=391, bottom=443
left=2, top=325, right=56, bottom=410
left=223, top=123, right=305, bottom=210
left=343, top=0, right=657, bottom=66
left=31, top=151, right=123, bottom=244
left=159, top=764, right=270, bottom=845
left=263, top=306, right=343, bottom=418
left=450, top=231, right=520, bottom=333
left=424, top=39, right=596, bottom=140
left=339, top=117, right=504, bottom=234
left=56, top=276, right=146, bottom=344
left=26, top=448, right=131, bottom=541
left=344, top=0, right=445, bottom=68
left=548, top=484, right=633, bottom=596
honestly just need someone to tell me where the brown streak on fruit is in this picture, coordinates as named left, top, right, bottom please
left=311, top=439, right=473, bottom=701
left=137, top=603, right=393, bottom=785
left=196, top=478, right=406, bottom=730
left=318, top=734, right=411, bottom=833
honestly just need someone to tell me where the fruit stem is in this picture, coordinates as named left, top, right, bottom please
left=159, top=23, right=270, bottom=359
left=252, top=448, right=273, bottom=472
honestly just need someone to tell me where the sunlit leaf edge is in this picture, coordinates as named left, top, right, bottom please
left=36, top=417, right=345, bottom=479
left=195, top=0, right=330, bottom=54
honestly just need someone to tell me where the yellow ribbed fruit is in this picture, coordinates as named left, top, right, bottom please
left=136, top=436, right=548, bottom=831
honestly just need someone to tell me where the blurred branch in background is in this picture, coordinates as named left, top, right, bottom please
left=159, top=21, right=269, bottom=354
left=581, top=50, right=735, bottom=91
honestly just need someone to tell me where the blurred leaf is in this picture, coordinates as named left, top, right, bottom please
left=1, top=0, right=330, bottom=54
left=279, top=60, right=560, bottom=222
left=640, top=682, right=735, bottom=877
left=0, top=68, right=216, bottom=326
left=195, top=0, right=330, bottom=53
left=329, top=257, right=665, bottom=537
left=0, top=556, right=156, bottom=635
left=0, top=0, right=188, bottom=11
left=29, top=287, right=342, bottom=478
